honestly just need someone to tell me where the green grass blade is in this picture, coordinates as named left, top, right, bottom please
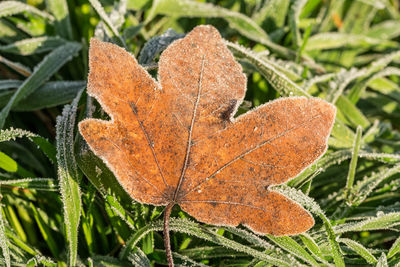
left=0, top=37, right=66, bottom=55
left=364, top=68, right=400, bottom=102
left=146, top=0, right=267, bottom=40
left=0, top=19, right=28, bottom=43
left=377, top=253, right=388, bottom=267
left=344, top=125, right=362, bottom=201
left=88, top=0, right=126, bottom=47
left=305, top=33, right=396, bottom=51
left=0, top=178, right=57, bottom=191
left=388, top=236, right=400, bottom=258
left=26, top=255, right=56, bottom=267
left=336, top=96, right=370, bottom=128
left=29, top=137, right=57, bottom=164
left=56, top=90, right=83, bottom=267
left=336, top=212, right=400, bottom=233
left=29, top=203, right=59, bottom=258
left=0, top=1, right=53, bottom=20
left=0, top=151, right=17, bottom=172
left=0, top=42, right=81, bottom=128
left=289, top=0, right=307, bottom=48
left=138, top=29, right=184, bottom=65
left=0, top=128, right=56, bottom=163
left=226, top=41, right=309, bottom=97
left=0, top=81, right=87, bottom=112
left=105, top=195, right=135, bottom=230
left=3, top=203, right=26, bottom=243
left=147, top=0, right=295, bottom=58
left=128, top=248, right=151, bottom=267
left=350, top=163, right=400, bottom=205
left=252, top=0, right=290, bottom=28
left=90, top=255, right=131, bottom=267
left=298, top=234, right=325, bottom=261
left=329, top=119, right=355, bottom=148
left=4, top=226, right=38, bottom=256
left=266, top=235, right=319, bottom=266
left=0, top=56, right=31, bottom=77
left=348, top=51, right=400, bottom=103
left=222, top=227, right=277, bottom=251
left=0, top=205, right=10, bottom=267
left=45, top=0, right=73, bottom=40
left=120, top=218, right=293, bottom=266
left=272, top=185, right=345, bottom=267
left=178, top=246, right=246, bottom=260
left=339, top=238, right=377, bottom=264
left=0, top=80, right=22, bottom=90
left=367, top=20, right=400, bottom=39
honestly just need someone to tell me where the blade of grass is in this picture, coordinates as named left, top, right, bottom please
left=349, top=163, right=400, bottom=205
left=29, top=203, right=59, bottom=258
left=45, top=0, right=73, bottom=40
left=266, top=235, right=319, bottom=266
left=0, top=42, right=81, bottom=128
left=88, top=0, right=126, bottom=48
left=0, top=56, right=31, bottom=77
left=120, top=218, right=293, bottom=267
left=388, top=236, right=400, bottom=258
left=4, top=226, right=38, bottom=256
left=377, top=253, right=388, bottom=267
left=0, top=128, right=56, bottom=163
left=336, top=96, right=370, bottom=128
left=298, top=234, right=325, bottom=262
left=56, top=90, right=83, bottom=267
left=0, top=178, right=57, bottom=191
left=305, top=33, right=396, bottom=51
left=289, top=0, right=307, bottom=48
left=3, top=202, right=26, bottom=243
left=0, top=37, right=66, bottom=55
left=335, top=212, right=400, bottom=233
left=0, top=152, right=17, bottom=172
left=226, top=41, right=309, bottom=97
left=0, top=204, right=10, bottom=267
left=0, top=80, right=22, bottom=90
left=272, top=185, right=345, bottom=267
left=252, top=0, right=290, bottom=28
left=344, top=125, right=362, bottom=201
left=146, top=0, right=298, bottom=59
left=128, top=248, right=151, bottom=267
left=367, top=20, right=400, bottom=39
left=339, top=238, right=377, bottom=264
left=0, top=81, right=86, bottom=112
left=0, top=1, right=54, bottom=20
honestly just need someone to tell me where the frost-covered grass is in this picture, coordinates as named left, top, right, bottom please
left=0, top=0, right=400, bottom=266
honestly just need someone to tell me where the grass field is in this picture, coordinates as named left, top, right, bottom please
left=0, top=0, right=400, bottom=266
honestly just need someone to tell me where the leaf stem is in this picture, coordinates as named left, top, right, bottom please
left=163, top=203, right=174, bottom=267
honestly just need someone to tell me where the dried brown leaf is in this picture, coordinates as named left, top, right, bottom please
left=79, top=25, right=336, bottom=237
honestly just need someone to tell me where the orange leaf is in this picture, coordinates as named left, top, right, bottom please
left=79, top=26, right=336, bottom=239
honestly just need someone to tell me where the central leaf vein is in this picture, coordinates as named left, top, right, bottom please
left=173, top=56, right=206, bottom=202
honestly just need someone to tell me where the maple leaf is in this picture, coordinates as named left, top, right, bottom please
left=79, top=25, right=336, bottom=265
